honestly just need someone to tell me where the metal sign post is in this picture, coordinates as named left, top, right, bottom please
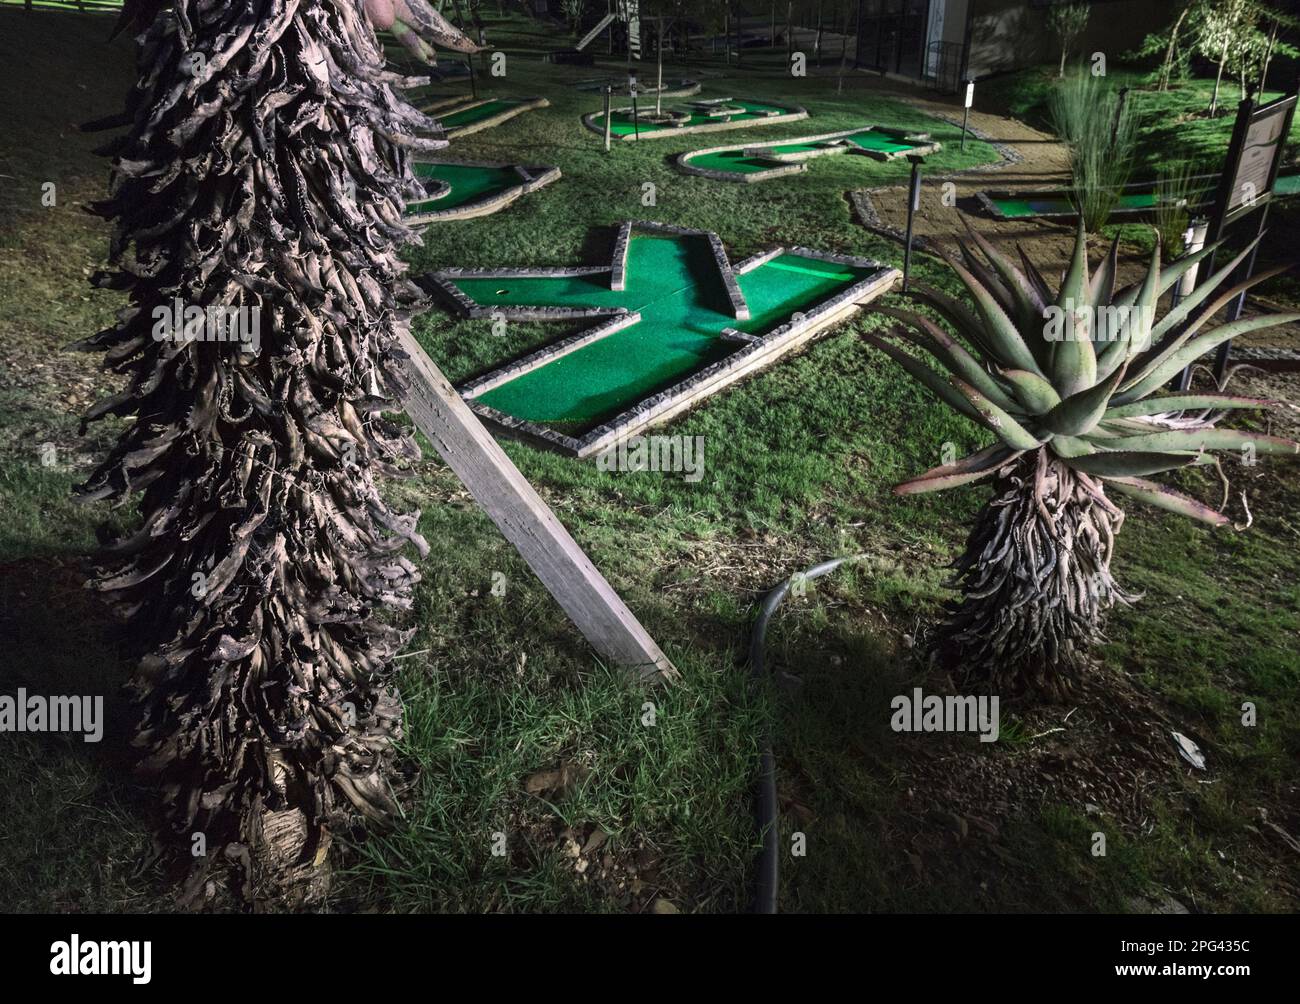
left=604, top=84, right=612, bottom=152
left=629, top=70, right=639, bottom=141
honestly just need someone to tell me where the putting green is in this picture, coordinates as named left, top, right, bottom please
left=681, top=127, right=939, bottom=180
left=407, top=162, right=522, bottom=214
left=456, top=233, right=876, bottom=430
left=981, top=172, right=1300, bottom=220
left=983, top=190, right=1159, bottom=220
left=439, top=98, right=529, bottom=130
left=421, top=96, right=549, bottom=138
left=586, top=98, right=806, bottom=141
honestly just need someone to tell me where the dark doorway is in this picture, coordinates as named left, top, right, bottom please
left=856, top=0, right=930, bottom=78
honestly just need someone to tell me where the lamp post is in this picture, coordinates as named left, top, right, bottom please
left=960, top=77, right=974, bottom=152
left=902, top=154, right=925, bottom=291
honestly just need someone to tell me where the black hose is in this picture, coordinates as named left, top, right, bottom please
left=748, top=554, right=868, bottom=914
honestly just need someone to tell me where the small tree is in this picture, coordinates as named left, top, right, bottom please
left=561, top=0, right=587, bottom=35
left=1049, top=2, right=1091, bottom=77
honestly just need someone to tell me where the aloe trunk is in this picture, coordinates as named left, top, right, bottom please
left=938, top=452, right=1128, bottom=700
left=78, top=0, right=472, bottom=905
left=872, top=222, right=1299, bottom=699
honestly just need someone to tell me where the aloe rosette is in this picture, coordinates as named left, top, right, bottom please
left=867, top=223, right=1299, bottom=697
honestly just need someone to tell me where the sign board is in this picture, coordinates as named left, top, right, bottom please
left=1216, top=92, right=1297, bottom=226
left=964, top=80, right=974, bottom=109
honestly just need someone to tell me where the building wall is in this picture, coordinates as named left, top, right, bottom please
left=964, top=0, right=1177, bottom=79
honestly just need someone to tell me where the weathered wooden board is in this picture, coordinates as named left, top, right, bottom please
left=395, top=329, right=677, bottom=682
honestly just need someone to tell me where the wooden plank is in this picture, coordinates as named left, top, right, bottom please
left=394, top=329, right=677, bottom=682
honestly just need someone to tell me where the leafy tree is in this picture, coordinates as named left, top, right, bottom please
left=1048, top=2, right=1090, bottom=77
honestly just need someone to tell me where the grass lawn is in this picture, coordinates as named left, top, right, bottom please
left=0, top=9, right=1297, bottom=913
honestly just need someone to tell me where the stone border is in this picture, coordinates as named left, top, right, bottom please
left=426, top=223, right=898, bottom=458
left=676, top=126, right=942, bottom=183
left=582, top=99, right=808, bottom=141
left=421, top=96, right=551, bottom=139
left=404, top=160, right=561, bottom=226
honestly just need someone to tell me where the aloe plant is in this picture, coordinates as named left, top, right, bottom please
left=868, top=223, right=1299, bottom=698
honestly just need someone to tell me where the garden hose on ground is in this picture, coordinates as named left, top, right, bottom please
left=748, top=554, right=869, bottom=914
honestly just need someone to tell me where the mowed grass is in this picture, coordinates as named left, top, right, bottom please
left=1, top=9, right=1298, bottom=913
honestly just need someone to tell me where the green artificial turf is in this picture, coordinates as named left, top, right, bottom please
left=602, top=98, right=793, bottom=136
left=440, top=97, right=533, bottom=130
left=686, top=128, right=929, bottom=175
left=407, top=162, right=524, bottom=214
left=464, top=234, right=873, bottom=430
left=987, top=170, right=1300, bottom=220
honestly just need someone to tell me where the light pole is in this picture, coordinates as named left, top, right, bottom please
left=902, top=154, right=925, bottom=291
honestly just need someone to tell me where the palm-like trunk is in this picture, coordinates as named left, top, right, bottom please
left=936, top=451, right=1131, bottom=701
left=79, top=0, right=438, bottom=905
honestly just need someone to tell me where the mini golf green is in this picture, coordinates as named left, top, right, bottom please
left=429, top=222, right=897, bottom=456
left=583, top=98, right=807, bottom=141
left=422, top=96, right=550, bottom=138
left=405, top=161, right=560, bottom=224
left=678, top=126, right=941, bottom=182
left=978, top=171, right=1300, bottom=220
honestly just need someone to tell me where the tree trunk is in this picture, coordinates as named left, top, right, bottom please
left=1210, top=35, right=1229, bottom=115
left=79, top=0, right=439, bottom=905
left=1159, top=6, right=1189, bottom=91
left=1258, top=20, right=1278, bottom=95
left=815, top=0, right=824, bottom=66
left=936, top=451, right=1129, bottom=700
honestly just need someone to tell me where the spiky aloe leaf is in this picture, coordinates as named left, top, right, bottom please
left=1093, top=427, right=1300, bottom=456
left=1048, top=434, right=1097, bottom=458
left=1117, top=310, right=1300, bottom=403
left=904, top=283, right=996, bottom=359
left=1048, top=221, right=1097, bottom=396
left=894, top=443, right=1022, bottom=494
left=1064, top=451, right=1207, bottom=477
left=1144, top=237, right=1265, bottom=345
left=878, top=308, right=1023, bottom=414
left=962, top=224, right=1047, bottom=331
left=1039, top=365, right=1127, bottom=436
left=863, top=333, right=984, bottom=422
left=1112, top=239, right=1221, bottom=306
left=957, top=239, right=1018, bottom=320
left=1087, top=235, right=1120, bottom=341
left=1001, top=368, right=1061, bottom=415
left=1096, top=241, right=1161, bottom=379
left=932, top=245, right=1045, bottom=375
left=951, top=378, right=1044, bottom=451
left=1017, top=243, right=1054, bottom=305
left=1120, top=262, right=1293, bottom=398
left=1104, top=394, right=1279, bottom=419
left=1103, top=476, right=1229, bottom=526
